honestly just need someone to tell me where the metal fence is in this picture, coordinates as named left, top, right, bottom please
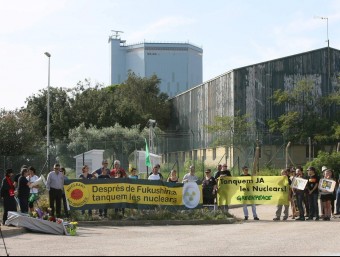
left=0, top=132, right=333, bottom=180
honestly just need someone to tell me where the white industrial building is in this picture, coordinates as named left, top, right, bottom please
left=109, top=33, right=203, bottom=97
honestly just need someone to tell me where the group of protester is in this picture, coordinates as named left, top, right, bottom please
left=201, top=164, right=260, bottom=220
left=0, top=165, right=41, bottom=225
left=201, top=164, right=340, bottom=223
left=274, top=166, right=339, bottom=222
left=2, top=159, right=337, bottom=224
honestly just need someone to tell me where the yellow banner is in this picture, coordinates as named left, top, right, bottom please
left=64, top=180, right=203, bottom=210
left=217, top=176, right=289, bottom=205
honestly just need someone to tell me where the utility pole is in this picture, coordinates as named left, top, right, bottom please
left=44, top=52, right=51, bottom=170
left=315, top=16, right=331, bottom=109
left=148, top=119, right=156, bottom=153
left=308, top=137, right=312, bottom=162
left=253, top=139, right=260, bottom=176
left=285, top=142, right=291, bottom=169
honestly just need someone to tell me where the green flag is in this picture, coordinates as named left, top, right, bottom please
left=145, top=138, right=152, bottom=168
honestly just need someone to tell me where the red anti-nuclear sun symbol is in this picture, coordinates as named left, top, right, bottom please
left=71, top=189, right=84, bottom=200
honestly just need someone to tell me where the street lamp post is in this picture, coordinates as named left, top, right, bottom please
left=315, top=16, right=331, bottom=95
left=44, top=52, right=51, bottom=170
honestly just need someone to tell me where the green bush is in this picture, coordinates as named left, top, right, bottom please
left=305, top=151, right=340, bottom=177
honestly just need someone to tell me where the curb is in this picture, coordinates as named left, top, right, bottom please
left=0, top=218, right=237, bottom=237
left=0, top=226, right=26, bottom=237
left=78, top=218, right=236, bottom=227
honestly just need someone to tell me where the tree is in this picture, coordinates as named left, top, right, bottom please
left=268, top=79, right=340, bottom=143
left=26, top=86, right=74, bottom=140
left=69, top=79, right=117, bottom=129
left=61, top=123, right=149, bottom=168
left=112, top=72, right=171, bottom=130
left=305, top=151, right=340, bottom=178
left=0, top=109, right=43, bottom=156
left=205, top=114, right=255, bottom=148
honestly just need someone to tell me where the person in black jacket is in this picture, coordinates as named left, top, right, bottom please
left=0, top=169, right=17, bottom=225
left=17, top=168, right=30, bottom=213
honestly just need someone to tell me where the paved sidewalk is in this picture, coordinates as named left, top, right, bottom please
left=2, top=203, right=338, bottom=238
left=0, top=225, right=26, bottom=237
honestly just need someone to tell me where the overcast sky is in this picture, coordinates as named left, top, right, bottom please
left=1, top=0, right=339, bottom=110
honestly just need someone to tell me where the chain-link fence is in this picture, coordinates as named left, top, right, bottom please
left=1, top=131, right=334, bottom=180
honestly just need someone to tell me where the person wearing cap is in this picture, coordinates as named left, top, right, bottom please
left=320, top=168, right=335, bottom=221
left=241, top=166, right=259, bottom=221
left=182, top=165, right=198, bottom=183
left=92, top=159, right=111, bottom=177
left=0, top=169, right=17, bottom=224
left=306, top=166, right=320, bottom=221
left=202, top=169, right=217, bottom=205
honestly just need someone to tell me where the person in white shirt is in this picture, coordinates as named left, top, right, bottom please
left=27, top=166, right=39, bottom=212
left=182, top=165, right=198, bottom=183
left=148, top=165, right=163, bottom=181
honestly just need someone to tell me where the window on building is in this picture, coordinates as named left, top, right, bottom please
left=194, top=150, right=197, bottom=161
left=213, top=148, right=216, bottom=160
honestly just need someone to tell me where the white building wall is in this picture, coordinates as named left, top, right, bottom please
left=110, top=41, right=203, bottom=96
left=126, top=46, right=145, bottom=78
left=110, top=39, right=126, bottom=84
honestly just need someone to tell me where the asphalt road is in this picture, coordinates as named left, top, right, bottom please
left=1, top=205, right=340, bottom=256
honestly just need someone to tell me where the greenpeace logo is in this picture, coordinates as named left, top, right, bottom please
left=237, top=195, right=273, bottom=201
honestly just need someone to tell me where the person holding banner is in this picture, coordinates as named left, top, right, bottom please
left=182, top=165, right=198, bottom=183
left=202, top=169, right=217, bottom=205
left=92, top=159, right=110, bottom=178
left=241, top=166, right=260, bottom=221
left=293, top=169, right=306, bottom=221
left=114, top=170, right=125, bottom=217
left=306, top=166, right=320, bottom=221
left=167, top=170, right=179, bottom=183
left=273, top=169, right=290, bottom=221
left=110, top=160, right=127, bottom=178
left=320, top=169, right=335, bottom=221
left=128, top=168, right=139, bottom=180
left=98, top=168, right=111, bottom=218
left=148, top=165, right=163, bottom=181
left=79, top=165, right=95, bottom=217
left=214, top=164, right=231, bottom=179
left=215, top=164, right=231, bottom=212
